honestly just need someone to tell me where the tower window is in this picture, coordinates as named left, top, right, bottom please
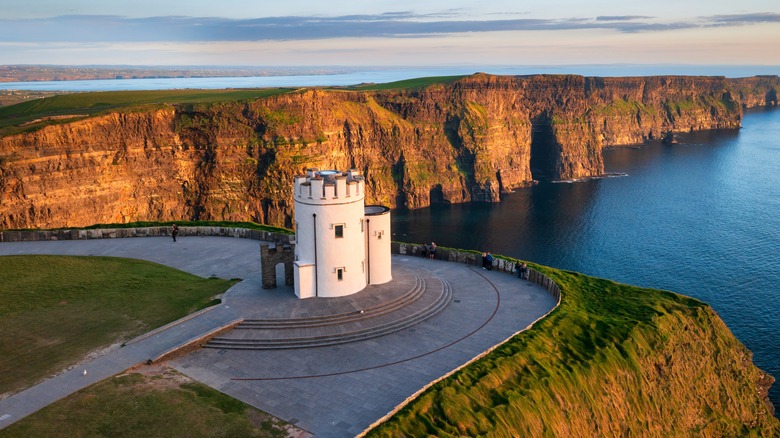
left=337, top=268, right=344, bottom=281
left=334, top=224, right=344, bottom=238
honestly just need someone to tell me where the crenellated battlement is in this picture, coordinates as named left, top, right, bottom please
left=294, top=168, right=365, bottom=203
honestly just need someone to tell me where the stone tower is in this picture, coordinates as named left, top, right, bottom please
left=292, top=169, right=392, bottom=299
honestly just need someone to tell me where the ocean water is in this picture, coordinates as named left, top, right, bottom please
left=1, top=65, right=777, bottom=91
left=392, top=108, right=780, bottom=412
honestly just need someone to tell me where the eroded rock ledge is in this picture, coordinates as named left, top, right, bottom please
left=1, top=74, right=778, bottom=229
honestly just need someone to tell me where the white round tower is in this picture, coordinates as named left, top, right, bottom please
left=293, top=169, right=369, bottom=298
left=364, top=205, right=392, bottom=285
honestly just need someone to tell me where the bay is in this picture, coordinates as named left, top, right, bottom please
left=392, top=108, right=780, bottom=412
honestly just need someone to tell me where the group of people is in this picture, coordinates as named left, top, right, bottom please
left=482, top=250, right=528, bottom=279
left=420, top=242, right=437, bottom=259
left=481, top=251, right=494, bottom=270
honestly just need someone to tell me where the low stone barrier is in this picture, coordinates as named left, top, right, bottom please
left=393, top=242, right=561, bottom=302
left=0, top=226, right=293, bottom=244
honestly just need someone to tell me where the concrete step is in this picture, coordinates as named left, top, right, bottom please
left=204, top=274, right=452, bottom=350
left=236, top=271, right=426, bottom=329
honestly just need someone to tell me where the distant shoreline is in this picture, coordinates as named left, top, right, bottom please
left=1, top=65, right=778, bottom=92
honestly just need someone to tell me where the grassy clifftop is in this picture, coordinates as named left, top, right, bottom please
left=0, top=88, right=293, bottom=135
left=368, top=265, right=778, bottom=436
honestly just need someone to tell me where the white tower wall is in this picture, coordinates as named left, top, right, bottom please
left=293, top=169, right=368, bottom=298
left=365, top=205, right=392, bottom=285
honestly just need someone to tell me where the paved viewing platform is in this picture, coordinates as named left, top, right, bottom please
left=0, top=236, right=558, bottom=437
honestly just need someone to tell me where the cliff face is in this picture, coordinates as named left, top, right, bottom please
left=0, top=74, right=777, bottom=229
left=729, top=76, right=780, bottom=108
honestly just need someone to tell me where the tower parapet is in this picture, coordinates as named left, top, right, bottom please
left=292, top=169, right=391, bottom=299
left=294, top=168, right=364, bottom=204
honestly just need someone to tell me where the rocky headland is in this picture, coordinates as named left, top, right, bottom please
left=0, top=74, right=778, bottom=230
left=1, top=74, right=779, bottom=434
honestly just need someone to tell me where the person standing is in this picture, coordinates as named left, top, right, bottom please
left=485, top=252, right=494, bottom=271
left=481, top=252, right=488, bottom=269
left=171, top=224, right=179, bottom=242
left=429, top=242, right=436, bottom=260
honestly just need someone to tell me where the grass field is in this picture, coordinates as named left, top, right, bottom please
left=0, top=76, right=470, bottom=135
left=1, top=366, right=294, bottom=438
left=347, top=75, right=466, bottom=91
left=0, top=88, right=293, bottom=134
left=0, top=255, right=235, bottom=397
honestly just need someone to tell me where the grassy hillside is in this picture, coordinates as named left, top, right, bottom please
left=367, top=264, right=779, bottom=436
left=0, top=88, right=293, bottom=134
left=348, top=75, right=466, bottom=91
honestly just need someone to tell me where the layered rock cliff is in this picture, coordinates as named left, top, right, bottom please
left=1, top=74, right=778, bottom=229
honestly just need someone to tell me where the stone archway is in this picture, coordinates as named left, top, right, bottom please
left=260, top=243, right=295, bottom=289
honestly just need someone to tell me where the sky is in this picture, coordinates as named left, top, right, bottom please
left=1, top=0, right=779, bottom=69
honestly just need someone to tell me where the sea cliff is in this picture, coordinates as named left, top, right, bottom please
left=0, top=74, right=778, bottom=229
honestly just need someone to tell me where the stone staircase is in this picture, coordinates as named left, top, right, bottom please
left=205, top=269, right=451, bottom=350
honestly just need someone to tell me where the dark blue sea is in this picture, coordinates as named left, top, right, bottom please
left=392, top=108, right=780, bottom=412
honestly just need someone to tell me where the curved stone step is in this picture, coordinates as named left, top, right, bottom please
left=236, top=270, right=426, bottom=329
left=204, top=272, right=452, bottom=350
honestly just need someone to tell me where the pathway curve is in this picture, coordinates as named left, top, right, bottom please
left=0, top=236, right=557, bottom=437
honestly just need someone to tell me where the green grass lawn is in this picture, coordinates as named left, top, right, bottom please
left=0, top=255, right=236, bottom=397
left=0, top=76, right=469, bottom=135
left=347, top=75, right=466, bottom=91
left=1, top=368, right=292, bottom=438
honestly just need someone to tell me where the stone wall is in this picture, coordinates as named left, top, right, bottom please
left=260, top=243, right=295, bottom=289
left=0, top=226, right=293, bottom=244
left=393, top=242, right=561, bottom=302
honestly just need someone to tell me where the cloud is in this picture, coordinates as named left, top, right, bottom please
left=707, top=12, right=780, bottom=25
left=1, top=12, right=778, bottom=44
left=595, top=16, right=654, bottom=21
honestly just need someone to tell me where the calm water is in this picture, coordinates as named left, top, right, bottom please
left=393, top=108, right=780, bottom=411
left=2, top=65, right=777, bottom=91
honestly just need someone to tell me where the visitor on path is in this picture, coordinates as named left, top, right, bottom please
left=429, top=242, right=436, bottom=260
left=171, top=224, right=179, bottom=242
left=485, top=252, right=494, bottom=271
left=421, top=244, right=428, bottom=258
left=482, top=252, right=488, bottom=269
